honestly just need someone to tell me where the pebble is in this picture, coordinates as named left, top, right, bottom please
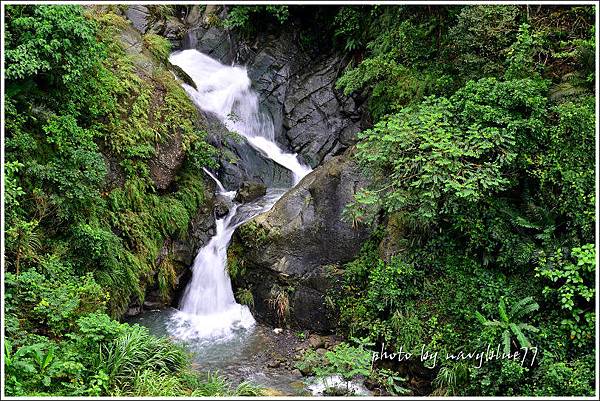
left=267, top=360, right=281, bottom=368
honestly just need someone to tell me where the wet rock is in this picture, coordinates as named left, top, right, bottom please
left=267, top=360, right=281, bottom=369
left=143, top=299, right=164, bottom=309
left=235, top=181, right=267, bottom=203
left=102, top=152, right=125, bottom=191
left=262, top=388, right=287, bottom=396
left=214, top=200, right=230, bottom=218
left=185, top=23, right=367, bottom=168
left=169, top=62, right=197, bottom=89
left=232, top=148, right=376, bottom=332
left=125, top=5, right=150, bottom=33
left=308, top=334, right=326, bottom=349
left=283, top=55, right=364, bottom=167
left=203, top=113, right=293, bottom=189
left=149, top=132, right=186, bottom=190
left=125, top=305, right=141, bottom=316
left=161, top=17, right=185, bottom=41
left=185, top=5, right=203, bottom=27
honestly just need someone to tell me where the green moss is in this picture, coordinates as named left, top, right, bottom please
left=143, top=33, right=171, bottom=64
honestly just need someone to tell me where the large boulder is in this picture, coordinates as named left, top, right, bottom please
left=125, top=5, right=150, bottom=33
left=229, top=148, right=375, bottom=332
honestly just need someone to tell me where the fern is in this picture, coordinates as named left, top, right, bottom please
left=476, top=296, right=539, bottom=354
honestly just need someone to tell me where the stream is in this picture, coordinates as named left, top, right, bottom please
left=129, top=49, right=314, bottom=394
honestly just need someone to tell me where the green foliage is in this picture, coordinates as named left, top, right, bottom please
left=534, top=97, right=596, bottom=238
left=475, top=297, right=540, bottom=354
left=347, top=77, right=547, bottom=228
left=189, top=371, right=264, bottom=396
left=224, top=5, right=289, bottom=34
left=142, top=33, right=171, bottom=64
left=296, top=339, right=373, bottom=393
left=449, top=5, right=521, bottom=80
left=266, top=287, right=290, bottom=324
left=322, top=341, right=373, bottom=382
left=97, top=325, right=188, bottom=390
left=235, top=287, right=255, bottom=309
left=371, top=368, right=411, bottom=395
left=297, top=339, right=410, bottom=395
left=365, top=257, right=422, bottom=314
left=536, top=244, right=595, bottom=347
left=505, top=23, right=544, bottom=79
left=4, top=5, right=103, bottom=86
left=333, top=7, right=368, bottom=52
left=4, top=161, right=26, bottom=218
left=5, top=268, right=108, bottom=338
left=530, top=354, right=595, bottom=396
left=432, top=362, right=470, bottom=396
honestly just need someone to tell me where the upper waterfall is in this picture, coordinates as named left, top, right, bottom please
left=169, top=49, right=311, bottom=184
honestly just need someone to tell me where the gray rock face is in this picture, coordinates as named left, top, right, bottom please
left=149, top=131, right=185, bottom=190
left=125, top=5, right=150, bottom=33
left=203, top=113, right=293, bottom=190
left=183, top=19, right=367, bottom=168
left=125, top=5, right=184, bottom=42
left=231, top=149, right=375, bottom=332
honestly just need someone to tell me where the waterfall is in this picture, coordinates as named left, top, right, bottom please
left=167, top=50, right=311, bottom=341
left=170, top=50, right=311, bottom=184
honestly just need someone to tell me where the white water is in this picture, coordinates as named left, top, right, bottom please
left=167, top=50, right=311, bottom=341
left=170, top=50, right=311, bottom=184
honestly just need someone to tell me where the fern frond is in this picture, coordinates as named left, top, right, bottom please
left=518, top=323, right=539, bottom=333
left=502, top=330, right=511, bottom=354
left=498, top=298, right=509, bottom=323
left=510, top=323, right=531, bottom=348
left=474, top=311, right=487, bottom=324
left=511, top=297, right=539, bottom=320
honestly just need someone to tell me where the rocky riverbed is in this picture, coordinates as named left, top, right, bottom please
left=127, top=308, right=345, bottom=396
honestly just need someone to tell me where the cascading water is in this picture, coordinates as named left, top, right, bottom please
left=167, top=50, right=311, bottom=342
left=170, top=50, right=311, bottom=184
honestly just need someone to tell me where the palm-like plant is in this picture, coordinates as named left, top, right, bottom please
left=475, top=296, right=539, bottom=354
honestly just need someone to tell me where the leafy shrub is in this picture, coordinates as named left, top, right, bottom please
left=346, top=77, right=547, bottom=228
left=4, top=5, right=103, bottom=86
left=536, top=244, right=595, bottom=347
left=224, top=5, right=289, bottom=34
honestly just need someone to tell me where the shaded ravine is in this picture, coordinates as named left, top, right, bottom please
left=167, top=48, right=310, bottom=340
left=129, top=50, right=312, bottom=393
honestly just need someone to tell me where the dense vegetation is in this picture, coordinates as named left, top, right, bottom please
left=2, top=3, right=597, bottom=397
left=2, top=5, right=252, bottom=396
left=233, top=3, right=595, bottom=397
left=332, top=4, right=596, bottom=396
